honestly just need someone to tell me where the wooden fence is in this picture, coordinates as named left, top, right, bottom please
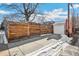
left=2, top=21, right=53, bottom=41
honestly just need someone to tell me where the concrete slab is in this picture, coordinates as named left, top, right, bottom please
left=0, top=34, right=62, bottom=56
left=17, top=38, right=52, bottom=55
left=8, top=47, right=24, bottom=56
left=0, top=37, right=53, bottom=56
left=0, top=50, right=9, bottom=56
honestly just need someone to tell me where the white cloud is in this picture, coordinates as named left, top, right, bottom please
left=73, top=4, right=79, bottom=9
left=31, top=8, right=67, bottom=23
left=0, top=10, right=9, bottom=14
left=0, top=3, right=9, bottom=5
left=5, top=3, right=12, bottom=5
left=44, top=8, right=67, bottom=21
left=70, top=4, right=79, bottom=9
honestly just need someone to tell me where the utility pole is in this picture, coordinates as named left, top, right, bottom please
left=68, top=3, right=70, bottom=37
left=68, top=3, right=74, bottom=37
left=77, top=13, right=79, bottom=28
left=71, top=4, right=75, bottom=34
left=77, top=13, right=78, bottom=20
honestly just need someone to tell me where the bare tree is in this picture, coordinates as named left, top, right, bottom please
left=3, top=3, right=39, bottom=22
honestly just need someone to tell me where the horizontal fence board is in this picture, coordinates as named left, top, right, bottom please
left=4, top=22, right=53, bottom=42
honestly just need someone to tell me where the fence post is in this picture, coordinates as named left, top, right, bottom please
left=40, top=24, right=41, bottom=35
left=27, top=23, right=30, bottom=37
left=52, top=24, right=54, bottom=34
left=39, top=24, right=40, bottom=35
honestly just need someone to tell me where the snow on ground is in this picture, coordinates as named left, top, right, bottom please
left=26, top=35, right=71, bottom=56
left=0, top=23, right=79, bottom=56
left=0, top=33, right=62, bottom=56
left=59, top=44, right=79, bottom=56
left=26, top=35, right=79, bottom=56
left=0, top=30, right=8, bottom=44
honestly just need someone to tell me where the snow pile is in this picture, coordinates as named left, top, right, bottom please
left=0, top=31, right=8, bottom=44
left=59, top=44, right=79, bottom=56
left=26, top=35, right=70, bottom=56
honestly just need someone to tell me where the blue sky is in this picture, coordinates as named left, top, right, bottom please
left=38, top=3, right=67, bottom=12
left=0, top=3, right=79, bottom=24
left=38, top=3, right=68, bottom=22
